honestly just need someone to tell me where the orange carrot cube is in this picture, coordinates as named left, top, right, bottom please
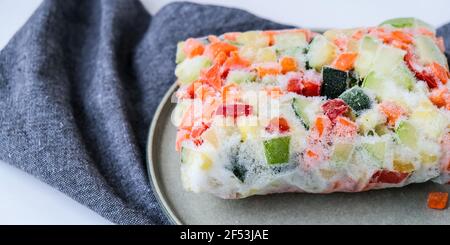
left=332, top=52, right=358, bottom=71
left=427, top=192, right=448, bottom=210
left=280, top=56, right=298, bottom=74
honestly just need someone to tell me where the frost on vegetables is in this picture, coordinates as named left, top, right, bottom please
left=171, top=18, right=450, bottom=199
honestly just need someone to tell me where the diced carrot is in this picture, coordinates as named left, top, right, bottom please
left=391, top=30, right=413, bottom=44
left=204, top=41, right=238, bottom=60
left=221, top=52, right=250, bottom=78
left=337, top=117, right=352, bottom=127
left=208, top=35, right=221, bottom=43
left=302, top=146, right=323, bottom=169
left=427, top=192, right=448, bottom=210
left=333, top=116, right=358, bottom=137
left=315, top=115, right=334, bottom=139
left=256, top=63, right=281, bottom=77
left=429, top=62, right=448, bottom=84
left=265, top=117, right=290, bottom=133
left=379, top=101, right=407, bottom=127
left=224, top=52, right=250, bottom=67
left=315, top=116, right=326, bottom=138
left=223, top=32, right=240, bottom=42
left=306, top=149, right=319, bottom=159
left=199, top=63, right=222, bottom=90
left=332, top=52, right=358, bottom=71
left=280, top=56, right=298, bottom=74
left=214, top=51, right=228, bottom=66
left=429, top=87, right=448, bottom=108
left=391, top=40, right=410, bottom=50
left=183, top=38, right=205, bottom=58
left=190, top=122, right=209, bottom=138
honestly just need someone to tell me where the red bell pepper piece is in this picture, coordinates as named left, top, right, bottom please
left=370, top=170, right=409, bottom=184
left=287, top=78, right=303, bottom=94
left=199, top=62, right=222, bottom=90
left=321, top=99, right=349, bottom=122
left=286, top=74, right=321, bottom=97
left=183, top=38, right=205, bottom=58
left=204, top=41, right=237, bottom=60
left=265, top=117, right=290, bottom=134
left=302, top=80, right=321, bottom=97
left=405, top=50, right=441, bottom=88
left=221, top=52, right=250, bottom=79
left=416, top=69, right=439, bottom=88
left=429, top=62, right=448, bottom=84
left=190, top=122, right=209, bottom=138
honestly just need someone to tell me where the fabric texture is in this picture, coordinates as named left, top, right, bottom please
left=0, top=0, right=291, bottom=224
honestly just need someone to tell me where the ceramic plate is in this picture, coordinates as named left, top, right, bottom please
left=146, top=80, right=450, bottom=226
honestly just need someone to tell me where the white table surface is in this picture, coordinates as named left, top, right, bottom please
left=0, top=0, right=449, bottom=225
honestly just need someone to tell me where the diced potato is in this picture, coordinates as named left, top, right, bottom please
left=357, top=109, right=385, bottom=135
left=255, top=47, right=277, bottom=63
left=239, top=46, right=258, bottom=62
left=175, top=56, right=211, bottom=84
left=236, top=31, right=270, bottom=48
left=409, top=100, right=447, bottom=140
left=274, top=32, right=308, bottom=50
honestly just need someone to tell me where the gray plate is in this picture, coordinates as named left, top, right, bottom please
left=147, top=83, right=450, bottom=225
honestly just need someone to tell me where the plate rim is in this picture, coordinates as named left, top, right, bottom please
left=146, top=82, right=182, bottom=225
left=146, top=73, right=450, bottom=225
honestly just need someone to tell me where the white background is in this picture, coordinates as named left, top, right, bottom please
left=0, top=0, right=449, bottom=224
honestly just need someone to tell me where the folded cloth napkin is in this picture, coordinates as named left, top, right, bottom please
left=0, top=0, right=291, bottom=224
left=1, top=0, right=449, bottom=225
